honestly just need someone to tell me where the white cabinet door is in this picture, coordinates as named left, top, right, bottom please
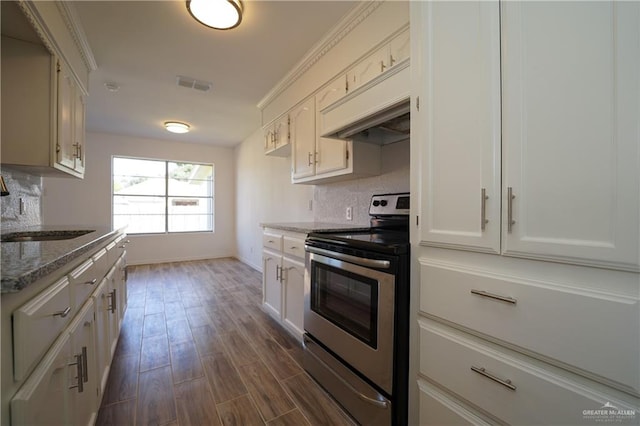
left=414, top=0, right=501, bottom=253
left=11, top=333, right=73, bottom=425
left=389, top=28, right=410, bottom=69
left=56, top=61, right=76, bottom=171
left=69, top=301, right=98, bottom=426
left=314, top=80, right=349, bottom=176
left=501, top=1, right=640, bottom=271
left=263, top=250, right=282, bottom=318
left=347, top=46, right=387, bottom=93
left=282, top=257, right=305, bottom=338
left=291, top=97, right=316, bottom=180
left=73, top=89, right=86, bottom=174
left=93, top=277, right=113, bottom=397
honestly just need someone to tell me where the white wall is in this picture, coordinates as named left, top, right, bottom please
left=235, top=128, right=314, bottom=270
left=42, top=132, right=236, bottom=265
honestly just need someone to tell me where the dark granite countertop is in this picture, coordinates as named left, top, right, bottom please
left=1, top=225, right=124, bottom=293
left=261, top=222, right=370, bottom=234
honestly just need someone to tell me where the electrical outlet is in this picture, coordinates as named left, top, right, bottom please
left=19, top=198, right=25, bottom=215
left=346, top=206, right=353, bottom=221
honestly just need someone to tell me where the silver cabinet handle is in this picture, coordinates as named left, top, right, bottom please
left=390, top=54, right=396, bottom=66
left=69, top=352, right=84, bottom=393
left=314, top=151, right=318, bottom=164
left=507, top=187, right=516, bottom=232
left=308, top=152, right=314, bottom=166
left=81, top=346, right=88, bottom=383
left=471, top=366, right=516, bottom=391
left=53, top=307, right=71, bottom=318
left=118, top=239, right=131, bottom=248
left=267, top=239, right=274, bottom=243
left=380, top=60, right=386, bottom=72
left=84, top=278, right=97, bottom=286
left=109, top=289, right=117, bottom=314
left=470, top=289, right=517, bottom=305
left=275, top=265, right=282, bottom=282
left=481, top=188, right=489, bottom=231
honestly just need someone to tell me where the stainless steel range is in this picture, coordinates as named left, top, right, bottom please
left=303, top=193, right=410, bottom=426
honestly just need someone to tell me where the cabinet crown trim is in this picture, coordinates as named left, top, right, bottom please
left=256, top=0, right=383, bottom=109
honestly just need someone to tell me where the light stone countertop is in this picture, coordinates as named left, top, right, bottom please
left=1, top=225, right=124, bottom=293
left=261, top=222, right=370, bottom=234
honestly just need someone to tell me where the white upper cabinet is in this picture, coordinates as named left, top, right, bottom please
left=501, top=1, right=640, bottom=271
left=291, top=97, right=317, bottom=180
left=264, top=113, right=290, bottom=157
left=415, top=1, right=501, bottom=254
left=415, top=1, right=639, bottom=271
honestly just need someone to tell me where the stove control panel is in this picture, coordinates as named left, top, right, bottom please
left=369, top=193, right=410, bottom=216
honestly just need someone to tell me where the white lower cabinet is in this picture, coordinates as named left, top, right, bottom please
left=11, top=300, right=98, bottom=426
left=4, top=232, right=129, bottom=426
left=282, top=256, right=305, bottom=337
left=419, top=319, right=639, bottom=425
left=418, top=380, right=491, bottom=426
left=262, top=229, right=306, bottom=338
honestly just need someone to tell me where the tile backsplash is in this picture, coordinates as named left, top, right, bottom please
left=0, top=169, right=43, bottom=230
left=314, top=139, right=410, bottom=224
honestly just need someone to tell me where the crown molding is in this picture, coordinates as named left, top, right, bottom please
left=256, top=0, right=384, bottom=110
left=56, top=1, right=98, bottom=72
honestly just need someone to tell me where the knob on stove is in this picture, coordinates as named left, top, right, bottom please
left=373, top=200, right=380, bottom=207
left=380, top=200, right=388, bottom=207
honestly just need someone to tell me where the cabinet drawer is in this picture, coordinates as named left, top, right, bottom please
left=263, top=232, right=283, bottom=251
left=283, top=236, right=306, bottom=259
left=13, top=277, right=72, bottom=381
left=420, top=261, right=640, bottom=394
left=418, top=379, right=491, bottom=426
left=108, top=234, right=129, bottom=265
left=69, top=258, right=101, bottom=309
left=419, top=320, right=638, bottom=425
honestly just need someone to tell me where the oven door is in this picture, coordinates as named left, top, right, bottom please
left=304, top=247, right=395, bottom=394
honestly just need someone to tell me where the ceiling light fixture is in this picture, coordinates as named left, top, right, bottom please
left=164, top=121, right=190, bottom=134
left=187, top=0, right=243, bottom=30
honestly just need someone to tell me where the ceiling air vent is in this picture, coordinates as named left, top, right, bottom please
left=176, top=75, right=212, bottom=92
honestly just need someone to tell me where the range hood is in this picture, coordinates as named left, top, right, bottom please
left=319, top=62, right=410, bottom=145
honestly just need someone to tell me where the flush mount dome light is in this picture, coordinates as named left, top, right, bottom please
left=187, top=0, right=243, bottom=30
left=164, top=121, right=190, bottom=134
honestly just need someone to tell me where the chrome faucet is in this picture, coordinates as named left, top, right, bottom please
left=0, top=175, right=9, bottom=196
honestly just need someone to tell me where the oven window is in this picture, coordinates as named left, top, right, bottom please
left=310, top=262, right=378, bottom=348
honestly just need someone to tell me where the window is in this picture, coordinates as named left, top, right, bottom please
left=112, top=157, right=214, bottom=234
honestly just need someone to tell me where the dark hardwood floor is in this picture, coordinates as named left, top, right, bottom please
left=97, top=258, right=355, bottom=426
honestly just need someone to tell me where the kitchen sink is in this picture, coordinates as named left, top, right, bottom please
left=1, top=230, right=95, bottom=243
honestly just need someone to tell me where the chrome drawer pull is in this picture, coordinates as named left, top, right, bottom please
left=68, top=353, right=84, bottom=393
left=84, top=278, right=98, bottom=286
left=480, top=188, right=489, bottom=231
left=507, top=187, right=516, bottom=232
left=470, top=289, right=517, bottom=305
left=471, top=366, right=516, bottom=391
left=53, top=307, right=71, bottom=318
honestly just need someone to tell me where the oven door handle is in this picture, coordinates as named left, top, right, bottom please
left=303, top=336, right=390, bottom=410
left=305, top=246, right=391, bottom=270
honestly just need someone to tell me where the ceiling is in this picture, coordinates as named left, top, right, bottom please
left=73, top=0, right=357, bottom=147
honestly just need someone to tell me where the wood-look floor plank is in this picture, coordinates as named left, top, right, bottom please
left=145, top=297, right=165, bottom=315
left=191, top=324, right=225, bottom=357
left=143, top=312, right=167, bottom=338
left=266, top=409, right=312, bottom=426
left=114, top=308, right=144, bottom=359
left=202, top=352, right=248, bottom=403
left=185, top=306, right=213, bottom=328
left=137, top=366, right=177, bottom=426
left=238, top=360, right=296, bottom=422
left=255, top=338, right=302, bottom=380
left=209, top=308, right=240, bottom=334
left=174, top=377, right=221, bottom=426
left=169, top=340, right=204, bottom=384
left=217, top=394, right=264, bottom=426
left=166, top=318, right=192, bottom=345
left=96, top=399, right=136, bottom=426
left=283, top=373, right=355, bottom=426
left=102, top=354, right=139, bottom=404
left=220, top=330, right=259, bottom=367
left=140, top=334, right=170, bottom=372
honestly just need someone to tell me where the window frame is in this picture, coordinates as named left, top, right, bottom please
left=111, top=155, right=215, bottom=235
